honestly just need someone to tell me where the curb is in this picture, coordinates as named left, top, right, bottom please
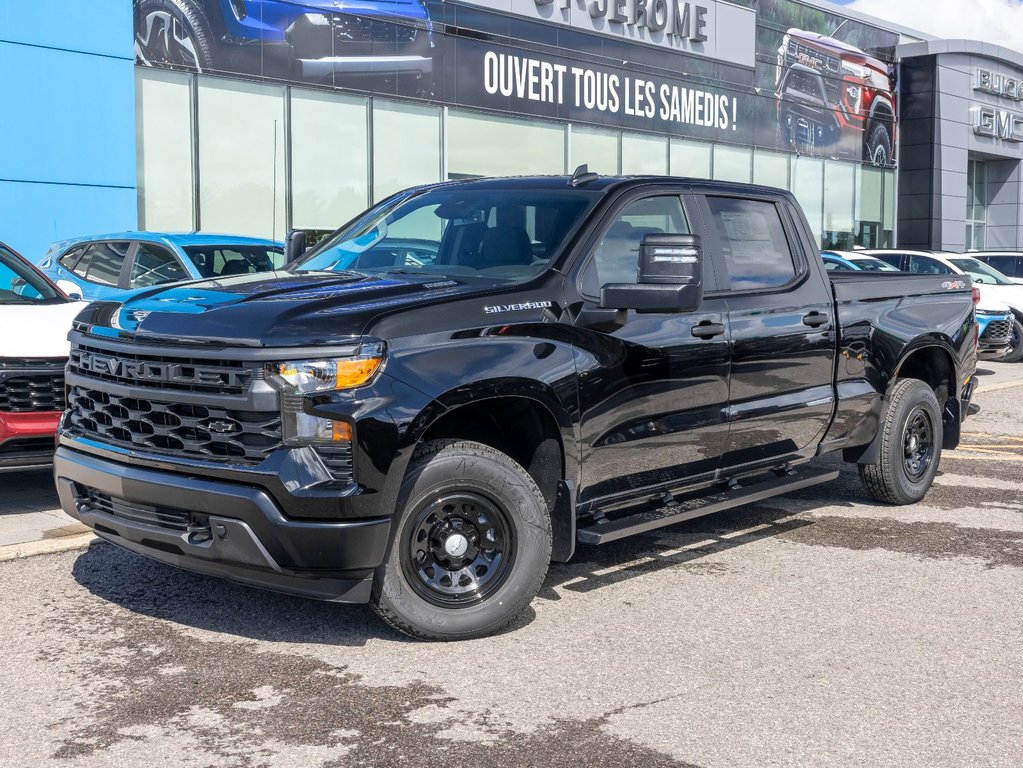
left=0, top=533, right=96, bottom=563
left=975, top=377, right=1023, bottom=394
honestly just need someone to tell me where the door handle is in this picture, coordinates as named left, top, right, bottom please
left=802, top=312, right=830, bottom=328
left=691, top=321, right=725, bottom=339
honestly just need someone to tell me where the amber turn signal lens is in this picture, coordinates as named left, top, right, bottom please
left=334, top=357, right=382, bottom=389
left=332, top=421, right=352, bottom=442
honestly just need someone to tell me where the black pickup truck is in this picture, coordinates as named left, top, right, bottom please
left=55, top=174, right=977, bottom=640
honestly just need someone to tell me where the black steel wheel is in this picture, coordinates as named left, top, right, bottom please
left=134, top=0, right=215, bottom=71
left=902, top=407, right=934, bottom=480
left=401, top=492, right=515, bottom=607
left=372, top=440, right=552, bottom=641
left=859, top=378, right=943, bottom=504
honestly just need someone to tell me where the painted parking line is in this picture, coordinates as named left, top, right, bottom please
left=975, top=378, right=1023, bottom=394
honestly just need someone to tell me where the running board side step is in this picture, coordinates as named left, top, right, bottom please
left=577, top=467, right=839, bottom=545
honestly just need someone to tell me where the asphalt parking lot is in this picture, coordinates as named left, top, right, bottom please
left=2, top=364, right=1022, bottom=768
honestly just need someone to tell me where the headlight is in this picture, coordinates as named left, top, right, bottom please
left=846, top=84, right=861, bottom=103
left=271, top=344, right=384, bottom=445
left=275, top=355, right=383, bottom=393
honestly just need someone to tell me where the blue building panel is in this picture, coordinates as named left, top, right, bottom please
left=0, top=180, right=137, bottom=261
left=0, top=4, right=137, bottom=258
left=0, top=0, right=133, bottom=60
left=0, top=41, right=136, bottom=188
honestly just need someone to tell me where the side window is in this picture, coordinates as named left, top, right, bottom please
left=591, top=195, right=690, bottom=287
left=705, top=197, right=796, bottom=291
left=58, top=245, right=86, bottom=271
left=130, top=244, right=188, bottom=288
left=988, top=256, right=1018, bottom=276
left=908, top=256, right=953, bottom=275
left=76, top=242, right=131, bottom=285
left=873, top=254, right=903, bottom=269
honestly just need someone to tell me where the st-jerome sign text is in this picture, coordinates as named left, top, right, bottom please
left=535, top=0, right=709, bottom=42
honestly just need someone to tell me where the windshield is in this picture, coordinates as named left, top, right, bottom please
left=294, top=186, right=602, bottom=282
left=949, top=257, right=1015, bottom=285
left=183, top=245, right=285, bottom=278
left=0, top=245, right=61, bottom=303
left=851, top=257, right=899, bottom=272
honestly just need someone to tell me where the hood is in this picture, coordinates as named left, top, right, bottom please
left=73, top=270, right=490, bottom=347
left=0, top=300, right=86, bottom=358
left=975, top=283, right=1023, bottom=313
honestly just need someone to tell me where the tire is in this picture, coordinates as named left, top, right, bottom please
left=372, top=440, right=552, bottom=641
left=134, top=0, right=215, bottom=72
left=859, top=379, right=943, bottom=505
left=864, top=121, right=893, bottom=167
left=1001, top=317, right=1023, bottom=363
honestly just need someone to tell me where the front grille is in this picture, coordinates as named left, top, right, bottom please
left=981, top=317, right=1013, bottom=343
left=66, top=385, right=282, bottom=465
left=314, top=444, right=354, bottom=484
left=69, top=344, right=257, bottom=395
left=330, top=14, right=418, bottom=56
left=0, top=370, right=65, bottom=411
left=786, top=39, right=842, bottom=75
left=82, top=488, right=190, bottom=532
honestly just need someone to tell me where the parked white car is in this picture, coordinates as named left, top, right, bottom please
left=0, top=242, right=85, bottom=471
left=862, top=249, right=1023, bottom=362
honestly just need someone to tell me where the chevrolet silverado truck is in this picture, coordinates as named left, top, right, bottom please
left=55, top=173, right=977, bottom=640
left=776, top=20, right=897, bottom=166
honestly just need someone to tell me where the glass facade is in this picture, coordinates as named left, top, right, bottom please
left=135, top=70, right=899, bottom=248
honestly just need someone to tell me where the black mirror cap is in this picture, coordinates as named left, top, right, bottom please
left=600, top=281, right=702, bottom=314
left=639, top=233, right=702, bottom=285
left=285, top=230, right=308, bottom=264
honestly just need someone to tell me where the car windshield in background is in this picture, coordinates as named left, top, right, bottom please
left=293, top=186, right=601, bottom=282
left=949, top=257, right=1014, bottom=285
left=0, top=245, right=60, bottom=303
left=182, top=245, right=285, bottom=278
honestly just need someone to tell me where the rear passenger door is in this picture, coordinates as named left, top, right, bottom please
left=695, top=191, right=836, bottom=469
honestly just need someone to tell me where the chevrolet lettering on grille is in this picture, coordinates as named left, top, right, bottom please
left=75, top=350, right=247, bottom=389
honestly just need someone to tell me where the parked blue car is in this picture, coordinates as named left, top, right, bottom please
left=133, top=0, right=433, bottom=81
left=37, top=232, right=284, bottom=302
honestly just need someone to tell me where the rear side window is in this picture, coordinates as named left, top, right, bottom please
left=130, top=244, right=188, bottom=288
left=985, top=255, right=1020, bottom=276
left=75, top=242, right=131, bottom=285
left=706, top=197, right=796, bottom=291
left=58, top=245, right=87, bottom=271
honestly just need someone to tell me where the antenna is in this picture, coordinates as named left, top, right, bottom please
left=570, top=163, right=600, bottom=187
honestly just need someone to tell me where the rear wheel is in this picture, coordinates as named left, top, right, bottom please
left=372, top=440, right=552, bottom=641
left=859, top=379, right=942, bottom=504
left=1001, top=317, right=1023, bottom=362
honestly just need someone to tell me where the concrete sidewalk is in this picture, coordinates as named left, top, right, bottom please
left=0, top=468, right=92, bottom=561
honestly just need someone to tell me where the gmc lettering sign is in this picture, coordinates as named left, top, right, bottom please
left=973, top=105, right=1023, bottom=143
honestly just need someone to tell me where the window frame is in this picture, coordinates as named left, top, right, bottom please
left=72, top=241, right=138, bottom=289
left=693, top=190, right=808, bottom=297
left=907, top=255, right=954, bottom=275
left=127, top=242, right=192, bottom=289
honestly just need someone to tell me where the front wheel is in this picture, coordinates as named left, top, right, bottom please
left=865, top=121, right=893, bottom=167
left=372, top=440, right=552, bottom=641
left=134, top=0, right=215, bottom=71
left=859, top=378, right=943, bottom=504
left=1001, top=317, right=1023, bottom=362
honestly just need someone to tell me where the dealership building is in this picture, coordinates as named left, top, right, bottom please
left=5, top=0, right=1023, bottom=259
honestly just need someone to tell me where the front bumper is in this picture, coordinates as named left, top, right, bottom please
left=55, top=446, right=391, bottom=602
left=0, top=410, right=61, bottom=471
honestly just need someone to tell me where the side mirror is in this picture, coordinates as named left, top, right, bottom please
left=285, top=230, right=307, bottom=264
left=55, top=279, right=84, bottom=301
left=600, top=234, right=703, bottom=313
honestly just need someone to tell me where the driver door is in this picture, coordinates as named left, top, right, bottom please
left=572, top=191, right=731, bottom=504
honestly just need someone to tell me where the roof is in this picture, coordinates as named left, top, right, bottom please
left=50, top=231, right=283, bottom=249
